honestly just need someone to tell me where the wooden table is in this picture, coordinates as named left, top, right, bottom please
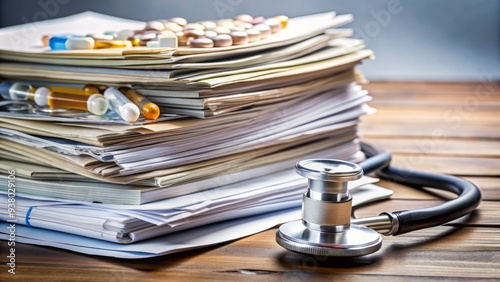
left=3, top=82, right=500, bottom=281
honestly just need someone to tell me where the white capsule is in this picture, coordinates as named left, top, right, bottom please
left=65, top=37, right=95, bottom=50
left=104, top=87, right=140, bottom=122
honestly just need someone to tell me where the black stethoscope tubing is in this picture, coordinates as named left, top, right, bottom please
left=359, top=142, right=482, bottom=235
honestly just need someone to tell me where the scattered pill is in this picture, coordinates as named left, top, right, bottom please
left=137, top=33, right=157, bottom=46
left=65, top=37, right=95, bottom=50
left=212, top=26, right=231, bottom=34
left=234, top=14, right=253, bottom=23
left=47, top=85, right=98, bottom=96
left=275, top=15, right=289, bottom=29
left=49, top=35, right=79, bottom=50
left=264, top=18, right=281, bottom=33
left=119, top=87, right=160, bottom=120
left=217, top=19, right=235, bottom=29
left=211, top=34, right=233, bottom=47
left=116, top=29, right=135, bottom=40
left=184, top=29, right=205, bottom=39
left=230, top=31, right=249, bottom=45
left=158, top=32, right=178, bottom=48
left=238, top=23, right=254, bottom=30
left=188, top=38, right=214, bottom=48
left=204, top=30, right=218, bottom=38
left=34, top=87, right=108, bottom=115
left=254, top=24, right=271, bottom=39
left=127, top=36, right=141, bottom=46
left=184, top=23, right=205, bottom=31
left=250, top=16, right=265, bottom=25
left=198, top=21, right=217, bottom=30
left=246, top=29, right=261, bottom=43
left=169, top=17, right=187, bottom=26
left=104, top=87, right=140, bottom=123
left=176, top=31, right=188, bottom=46
left=82, top=85, right=101, bottom=94
left=41, top=35, right=51, bottom=47
left=94, top=40, right=132, bottom=49
left=84, top=84, right=107, bottom=94
left=145, top=21, right=165, bottom=31
left=163, top=22, right=183, bottom=32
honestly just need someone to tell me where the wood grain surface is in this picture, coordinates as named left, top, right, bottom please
left=2, top=82, right=499, bottom=281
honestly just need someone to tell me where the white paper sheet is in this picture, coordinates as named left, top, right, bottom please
left=0, top=170, right=381, bottom=242
left=0, top=183, right=393, bottom=258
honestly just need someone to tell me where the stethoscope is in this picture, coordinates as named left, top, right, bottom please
left=276, top=142, right=482, bottom=257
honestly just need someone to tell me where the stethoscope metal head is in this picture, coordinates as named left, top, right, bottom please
left=276, top=159, right=382, bottom=257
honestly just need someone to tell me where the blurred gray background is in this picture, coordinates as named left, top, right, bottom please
left=1, top=0, right=498, bottom=81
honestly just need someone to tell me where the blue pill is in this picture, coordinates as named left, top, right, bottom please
left=48, top=35, right=81, bottom=50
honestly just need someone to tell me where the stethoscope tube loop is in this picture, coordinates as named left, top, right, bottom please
left=360, top=142, right=482, bottom=235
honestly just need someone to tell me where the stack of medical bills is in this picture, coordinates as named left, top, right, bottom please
left=0, top=11, right=388, bottom=257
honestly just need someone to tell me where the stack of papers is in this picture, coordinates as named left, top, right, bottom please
left=0, top=11, right=388, bottom=258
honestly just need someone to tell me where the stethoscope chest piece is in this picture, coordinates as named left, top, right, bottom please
left=276, top=159, right=382, bottom=257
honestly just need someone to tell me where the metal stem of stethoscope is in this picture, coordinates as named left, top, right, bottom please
left=276, top=159, right=389, bottom=257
